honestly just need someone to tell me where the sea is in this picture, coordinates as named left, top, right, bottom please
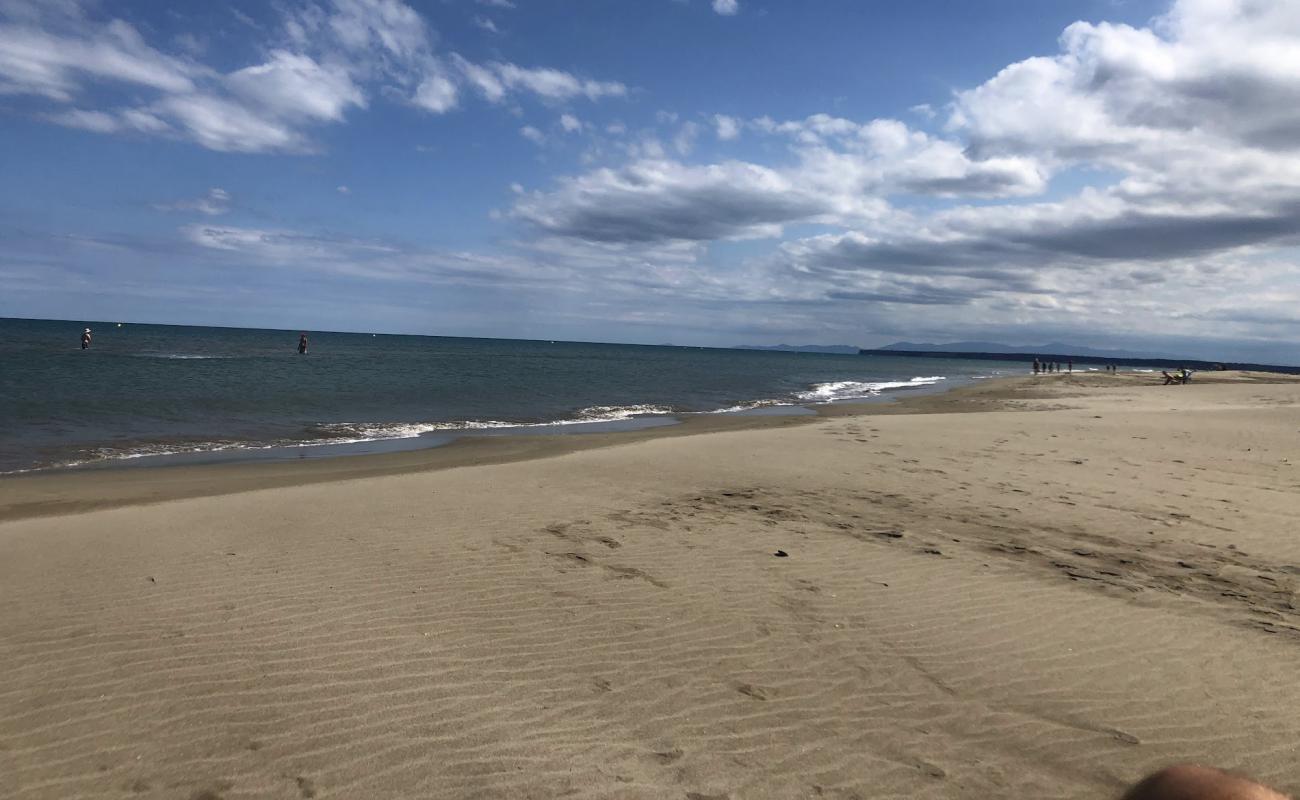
left=0, top=317, right=1024, bottom=474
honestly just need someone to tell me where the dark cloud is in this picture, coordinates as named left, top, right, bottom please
left=514, top=162, right=831, bottom=244
left=790, top=203, right=1300, bottom=283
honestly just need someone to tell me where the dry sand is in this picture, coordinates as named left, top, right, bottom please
left=3, top=371, right=1300, bottom=799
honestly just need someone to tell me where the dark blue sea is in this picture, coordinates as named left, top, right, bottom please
left=0, top=318, right=1024, bottom=473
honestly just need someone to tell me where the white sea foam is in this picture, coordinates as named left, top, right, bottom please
left=314, top=404, right=675, bottom=442
left=796, top=375, right=946, bottom=402
left=705, top=398, right=792, bottom=413
left=0, top=404, right=687, bottom=474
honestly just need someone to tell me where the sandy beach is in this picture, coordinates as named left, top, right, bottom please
left=3, top=371, right=1300, bottom=800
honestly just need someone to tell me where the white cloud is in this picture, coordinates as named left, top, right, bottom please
left=473, top=16, right=500, bottom=34
left=451, top=53, right=505, bottom=102
left=225, top=51, right=364, bottom=122
left=412, top=68, right=458, bottom=112
left=515, top=113, right=1041, bottom=245
left=155, top=92, right=308, bottom=153
left=507, top=0, right=1300, bottom=352
left=230, top=8, right=260, bottom=29
left=712, top=0, right=739, bottom=16
left=45, top=107, right=118, bottom=132
left=713, top=114, right=740, bottom=140
left=672, top=120, right=699, bottom=155
left=520, top=124, right=545, bottom=144
left=0, top=18, right=199, bottom=100
left=490, top=61, right=627, bottom=102
left=559, top=113, right=583, bottom=133
left=0, top=0, right=627, bottom=153
left=156, top=187, right=231, bottom=215
left=321, top=0, right=429, bottom=64
left=337, top=185, right=350, bottom=194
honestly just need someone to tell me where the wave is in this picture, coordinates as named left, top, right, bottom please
left=130, top=353, right=231, bottom=360
left=4, top=404, right=681, bottom=473
left=795, top=375, right=946, bottom=402
left=312, top=404, right=676, bottom=442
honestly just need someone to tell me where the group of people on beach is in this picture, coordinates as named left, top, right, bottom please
left=1033, top=358, right=1072, bottom=374
left=1033, top=359, right=1123, bottom=375
left=1162, top=368, right=1192, bottom=385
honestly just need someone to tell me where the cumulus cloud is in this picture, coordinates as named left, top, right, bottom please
left=712, top=0, right=739, bottom=16
left=516, top=113, right=1041, bottom=244
left=513, top=160, right=837, bottom=243
left=513, top=0, right=1300, bottom=347
left=0, top=0, right=627, bottom=153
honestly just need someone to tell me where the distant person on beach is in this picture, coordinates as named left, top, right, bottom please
left=1033, top=358, right=1040, bottom=374
left=1121, top=764, right=1289, bottom=800
left=297, top=333, right=308, bottom=355
left=1162, top=370, right=1177, bottom=385
left=1068, top=360, right=1073, bottom=372
left=80, top=327, right=91, bottom=350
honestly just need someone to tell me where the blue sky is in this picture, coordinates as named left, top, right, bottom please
left=4, top=0, right=1300, bottom=362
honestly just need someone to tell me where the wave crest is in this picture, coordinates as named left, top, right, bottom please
left=796, top=375, right=945, bottom=402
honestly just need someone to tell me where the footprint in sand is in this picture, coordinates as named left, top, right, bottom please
left=734, top=682, right=772, bottom=701
left=653, top=747, right=684, bottom=764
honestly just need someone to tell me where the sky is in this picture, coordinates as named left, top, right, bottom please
left=3, top=0, right=1300, bottom=362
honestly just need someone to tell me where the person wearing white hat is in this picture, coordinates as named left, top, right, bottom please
left=81, top=327, right=92, bottom=350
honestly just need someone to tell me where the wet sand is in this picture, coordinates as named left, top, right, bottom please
left=3, top=371, right=1300, bottom=799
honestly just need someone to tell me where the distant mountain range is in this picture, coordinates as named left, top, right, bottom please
left=734, top=344, right=861, bottom=355
left=879, top=341, right=1186, bottom=360
left=736, top=341, right=1187, bottom=359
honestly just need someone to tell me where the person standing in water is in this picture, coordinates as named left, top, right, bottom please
left=297, top=332, right=308, bottom=354
left=80, top=327, right=92, bottom=350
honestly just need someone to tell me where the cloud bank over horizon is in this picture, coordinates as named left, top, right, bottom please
left=3, top=0, right=1300, bottom=363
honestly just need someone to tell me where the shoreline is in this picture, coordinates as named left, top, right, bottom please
left=0, top=372, right=999, bottom=523
left=3, top=370, right=1294, bottom=524
left=0, top=372, right=966, bottom=479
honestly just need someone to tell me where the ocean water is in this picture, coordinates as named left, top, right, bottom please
left=0, top=318, right=1022, bottom=473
